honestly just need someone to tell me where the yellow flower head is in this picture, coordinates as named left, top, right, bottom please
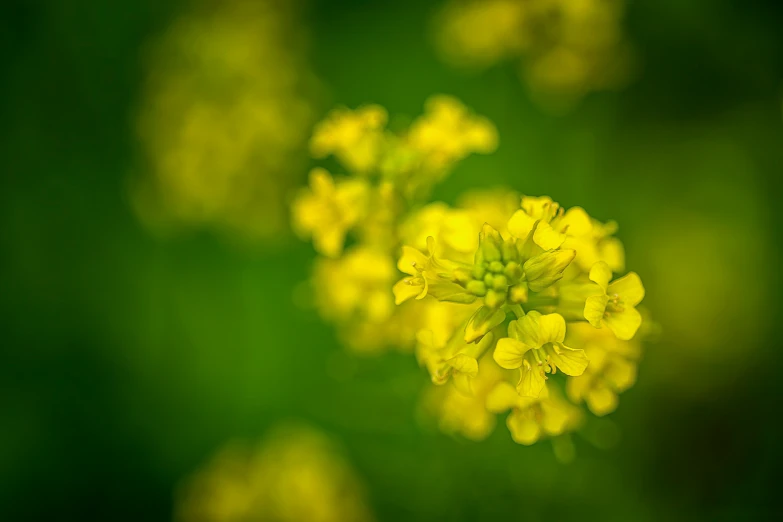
left=176, top=424, right=374, bottom=522
left=408, top=95, right=498, bottom=170
left=295, top=96, right=653, bottom=449
left=434, top=0, right=633, bottom=109
left=494, top=311, right=588, bottom=397
left=584, top=261, right=645, bottom=340
left=292, top=168, right=370, bottom=257
left=486, top=381, right=582, bottom=445
left=425, top=355, right=507, bottom=441
left=310, top=105, right=388, bottom=173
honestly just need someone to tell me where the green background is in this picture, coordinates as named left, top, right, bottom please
left=1, top=0, right=782, bottom=520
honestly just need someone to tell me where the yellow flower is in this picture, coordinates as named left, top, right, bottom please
left=398, top=203, right=481, bottom=265
left=407, top=95, right=498, bottom=170
left=417, top=327, right=496, bottom=394
left=494, top=311, right=588, bottom=397
left=176, top=424, right=374, bottom=522
left=313, top=246, right=396, bottom=325
left=507, top=196, right=592, bottom=250
left=565, top=322, right=641, bottom=416
left=456, top=187, right=521, bottom=238
left=133, top=0, right=316, bottom=240
left=425, top=356, right=507, bottom=441
left=434, top=0, right=632, bottom=109
left=392, top=237, right=475, bottom=305
left=486, top=381, right=581, bottom=445
left=562, top=217, right=626, bottom=274
left=584, top=261, right=645, bottom=340
left=292, top=168, right=370, bottom=257
left=310, top=105, right=388, bottom=173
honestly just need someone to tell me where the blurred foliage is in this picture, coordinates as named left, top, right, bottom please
left=1, top=0, right=783, bottom=521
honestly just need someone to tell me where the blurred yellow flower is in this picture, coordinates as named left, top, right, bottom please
left=487, top=381, right=582, bottom=445
left=292, top=168, right=370, bottom=257
left=133, top=0, right=317, bottom=241
left=434, top=0, right=633, bottom=108
left=310, top=105, right=388, bottom=174
left=176, top=424, right=374, bottom=522
left=565, top=321, right=641, bottom=415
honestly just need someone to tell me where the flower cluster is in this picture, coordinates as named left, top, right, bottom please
left=293, top=97, right=651, bottom=446
left=134, top=0, right=316, bottom=240
left=176, top=424, right=374, bottom=522
left=433, top=0, right=633, bottom=108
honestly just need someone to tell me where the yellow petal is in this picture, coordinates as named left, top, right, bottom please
left=584, top=294, right=609, bottom=327
left=536, top=313, right=567, bottom=344
left=515, top=310, right=543, bottom=347
left=507, top=209, right=537, bottom=240
left=486, top=382, right=522, bottom=413
left=507, top=410, right=541, bottom=445
left=586, top=386, right=618, bottom=416
left=599, top=237, right=625, bottom=273
left=540, top=401, right=571, bottom=435
left=605, top=307, right=642, bottom=340
left=397, top=246, right=428, bottom=276
left=533, top=221, right=566, bottom=250
left=604, top=359, right=637, bottom=391
left=452, top=373, right=474, bottom=396
left=559, top=207, right=592, bottom=237
left=608, top=272, right=645, bottom=307
left=546, top=343, right=589, bottom=376
left=588, top=261, right=612, bottom=290
left=494, top=338, right=530, bottom=369
left=566, top=374, right=591, bottom=403
left=314, top=227, right=345, bottom=258
left=309, top=167, right=334, bottom=194
left=393, top=277, right=422, bottom=305
left=517, top=364, right=546, bottom=397
left=447, top=354, right=479, bottom=378
left=521, top=196, right=556, bottom=220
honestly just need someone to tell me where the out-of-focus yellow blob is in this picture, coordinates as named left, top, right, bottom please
left=175, top=424, right=375, bottom=522
left=434, top=0, right=633, bottom=109
left=565, top=321, right=641, bottom=416
left=133, top=0, right=317, bottom=241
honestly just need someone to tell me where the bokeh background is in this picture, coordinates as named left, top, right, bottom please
left=2, top=0, right=782, bottom=520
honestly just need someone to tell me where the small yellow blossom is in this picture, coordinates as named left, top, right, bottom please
left=425, top=355, right=507, bottom=441
left=494, top=311, right=588, bottom=397
left=313, top=246, right=396, bottom=325
left=507, top=196, right=592, bottom=250
left=407, top=95, right=498, bottom=170
left=584, top=261, right=645, bottom=340
left=292, top=168, right=370, bottom=257
left=392, top=237, right=476, bottom=305
left=310, top=105, right=388, bottom=173
left=565, top=322, right=641, bottom=416
left=134, top=0, right=317, bottom=240
left=176, top=424, right=374, bottom=522
left=434, top=0, right=633, bottom=109
left=486, top=381, right=582, bottom=445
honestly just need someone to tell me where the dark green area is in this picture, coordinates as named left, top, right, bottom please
left=2, top=0, right=782, bottom=520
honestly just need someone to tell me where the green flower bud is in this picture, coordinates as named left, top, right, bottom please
left=466, top=280, right=487, bottom=296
